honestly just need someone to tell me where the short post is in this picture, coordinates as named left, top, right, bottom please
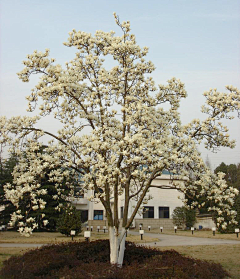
left=139, top=229, right=144, bottom=240
left=97, top=226, right=100, bottom=233
left=235, top=228, right=239, bottom=238
left=90, top=226, right=93, bottom=232
left=84, top=231, right=91, bottom=242
left=212, top=227, right=216, bottom=236
left=174, top=226, right=177, bottom=233
left=191, top=227, right=194, bottom=235
left=103, top=226, right=106, bottom=233
left=148, top=225, right=151, bottom=231
left=160, top=226, right=163, bottom=233
left=70, top=230, right=76, bottom=241
left=86, top=226, right=89, bottom=231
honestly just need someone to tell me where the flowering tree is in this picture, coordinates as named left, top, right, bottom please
left=0, top=14, right=240, bottom=265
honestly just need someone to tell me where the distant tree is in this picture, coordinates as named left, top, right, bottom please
left=172, top=206, right=196, bottom=229
left=214, top=162, right=240, bottom=231
left=0, top=153, right=18, bottom=227
left=1, top=148, right=73, bottom=232
left=57, top=205, right=82, bottom=236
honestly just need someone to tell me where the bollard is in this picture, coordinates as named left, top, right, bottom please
left=70, top=230, right=76, bottom=241
left=103, top=226, right=106, bottom=233
left=84, top=231, right=91, bottom=242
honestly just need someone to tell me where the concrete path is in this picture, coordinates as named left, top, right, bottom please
left=129, top=231, right=240, bottom=247
left=1, top=232, right=240, bottom=248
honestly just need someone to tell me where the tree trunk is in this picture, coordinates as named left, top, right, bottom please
left=109, top=226, right=126, bottom=266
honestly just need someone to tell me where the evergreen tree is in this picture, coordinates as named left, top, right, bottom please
left=57, top=205, right=82, bottom=236
left=172, top=206, right=196, bottom=229
left=214, top=162, right=240, bottom=232
left=0, top=150, right=73, bottom=231
left=0, top=153, right=18, bottom=228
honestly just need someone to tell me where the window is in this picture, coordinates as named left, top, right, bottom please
left=143, top=206, right=154, bottom=218
left=159, top=207, right=169, bottom=218
left=94, top=210, right=103, bottom=220
left=81, top=210, right=88, bottom=222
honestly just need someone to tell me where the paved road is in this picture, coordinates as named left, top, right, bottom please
left=1, top=232, right=240, bottom=248
left=129, top=231, right=240, bottom=247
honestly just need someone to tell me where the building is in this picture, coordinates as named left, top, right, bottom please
left=70, top=172, right=185, bottom=230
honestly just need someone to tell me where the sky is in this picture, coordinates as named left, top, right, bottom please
left=0, top=0, right=240, bottom=169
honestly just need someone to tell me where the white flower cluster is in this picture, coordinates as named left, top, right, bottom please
left=1, top=15, right=239, bottom=235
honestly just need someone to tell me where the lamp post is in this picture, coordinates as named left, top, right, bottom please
left=103, top=226, right=106, bottom=233
left=90, top=226, right=93, bottom=232
left=139, top=229, right=144, bottom=240
left=86, top=226, right=89, bottom=231
left=174, top=226, right=177, bottom=233
left=191, top=227, right=194, bottom=235
left=97, top=226, right=100, bottom=232
left=148, top=226, right=151, bottom=231
left=235, top=228, right=239, bottom=238
left=70, top=230, right=76, bottom=241
left=212, top=227, right=216, bottom=236
left=84, top=231, right=91, bottom=242
left=160, top=226, right=163, bottom=233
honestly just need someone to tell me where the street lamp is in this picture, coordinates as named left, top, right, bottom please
left=174, top=226, right=177, bottom=233
left=148, top=225, right=151, bottom=231
left=212, top=227, right=216, bottom=236
left=97, top=226, right=100, bottom=232
left=103, top=226, right=106, bottom=233
left=191, top=227, right=194, bottom=235
left=160, top=226, right=163, bottom=233
left=235, top=228, right=239, bottom=238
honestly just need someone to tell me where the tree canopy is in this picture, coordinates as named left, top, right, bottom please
left=0, top=14, right=239, bottom=265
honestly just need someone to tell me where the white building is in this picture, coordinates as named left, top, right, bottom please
left=70, top=173, right=185, bottom=230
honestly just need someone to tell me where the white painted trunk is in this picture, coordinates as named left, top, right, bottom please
left=109, top=226, right=126, bottom=266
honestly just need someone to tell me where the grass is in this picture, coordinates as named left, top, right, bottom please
left=0, top=247, right=29, bottom=269
left=146, top=228, right=240, bottom=241
left=157, top=245, right=240, bottom=279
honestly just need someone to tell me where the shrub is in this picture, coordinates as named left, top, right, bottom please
left=172, top=206, right=196, bottom=228
left=0, top=240, right=229, bottom=279
left=57, top=205, right=82, bottom=236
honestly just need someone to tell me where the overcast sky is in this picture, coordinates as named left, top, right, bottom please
left=0, top=0, right=239, bottom=169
